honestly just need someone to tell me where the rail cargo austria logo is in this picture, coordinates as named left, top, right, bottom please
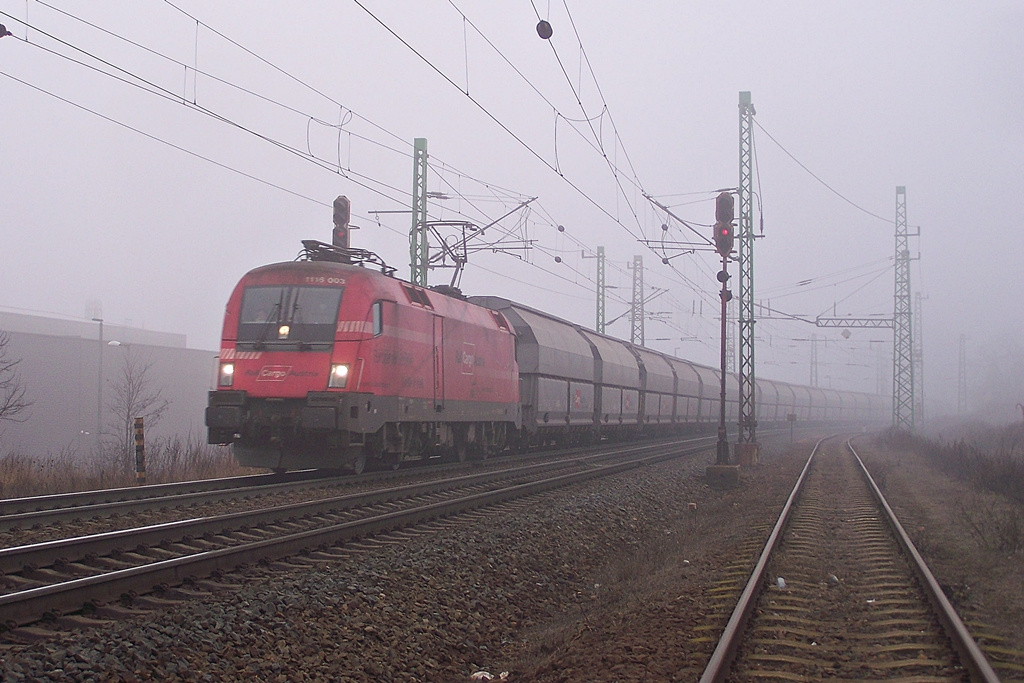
left=257, top=365, right=292, bottom=381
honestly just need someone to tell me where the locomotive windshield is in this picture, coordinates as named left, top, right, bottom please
left=237, top=285, right=343, bottom=348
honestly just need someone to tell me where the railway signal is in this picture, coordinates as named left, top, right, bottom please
left=714, top=191, right=735, bottom=257
left=332, top=195, right=351, bottom=249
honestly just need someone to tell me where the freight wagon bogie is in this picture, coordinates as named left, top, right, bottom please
left=368, top=418, right=510, bottom=466
left=211, top=391, right=517, bottom=472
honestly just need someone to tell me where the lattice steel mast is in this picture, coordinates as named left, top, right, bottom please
left=913, top=292, right=926, bottom=423
left=892, top=186, right=914, bottom=430
left=410, top=138, right=429, bottom=286
left=737, top=91, right=757, bottom=443
left=596, top=247, right=606, bottom=334
left=630, top=255, right=644, bottom=345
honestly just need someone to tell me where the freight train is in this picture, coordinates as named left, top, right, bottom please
left=206, top=236, right=885, bottom=473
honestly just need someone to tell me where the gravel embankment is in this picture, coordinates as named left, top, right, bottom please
left=8, top=433, right=1016, bottom=682
left=2, top=436, right=792, bottom=681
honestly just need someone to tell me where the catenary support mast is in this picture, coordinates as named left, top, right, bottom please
left=410, top=138, right=428, bottom=286
left=892, top=186, right=914, bottom=430
left=596, top=246, right=606, bottom=334
left=630, top=255, right=644, bottom=345
left=737, top=91, right=757, bottom=443
left=913, top=292, right=926, bottom=423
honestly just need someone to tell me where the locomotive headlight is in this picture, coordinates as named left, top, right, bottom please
left=218, top=362, right=235, bottom=387
left=277, top=325, right=290, bottom=339
left=328, top=363, right=350, bottom=388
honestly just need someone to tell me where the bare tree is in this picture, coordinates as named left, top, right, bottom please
left=105, top=346, right=170, bottom=470
left=0, top=330, right=31, bottom=424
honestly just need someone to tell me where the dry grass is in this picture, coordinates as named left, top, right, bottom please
left=884, top=422, right=1024, bottom=553
left=0, top=436, right=256, bottom=499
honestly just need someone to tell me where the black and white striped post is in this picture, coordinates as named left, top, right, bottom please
left=133, top=417, right=146, bottom=485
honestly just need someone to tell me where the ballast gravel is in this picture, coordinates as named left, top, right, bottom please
left=0, top=437, right=747, bottom=681
left=2, top=433, right=1019, bottom=681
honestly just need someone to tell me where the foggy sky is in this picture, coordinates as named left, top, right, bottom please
left=1, top=1, right=1021, bottom=420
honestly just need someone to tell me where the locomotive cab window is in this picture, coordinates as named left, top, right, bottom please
left=372, top=301, right=384, bottom=337
left=238, top=285, right=343, bottom=349
left=490, top=310, right=510, bottom=332
left=400, top=283, right=434, bottom=309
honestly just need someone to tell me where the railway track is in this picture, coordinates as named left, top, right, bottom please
left=0, top=469, right=354, bottom=534
left=699, top=436, right=1000, bottom=683
left=0, top=435, right=716, bottom=538
left=0, top=435, right=711, bottom=636
left=0, top=444, right=689, bottom=554
left=0, top=468, right=325, bottom=517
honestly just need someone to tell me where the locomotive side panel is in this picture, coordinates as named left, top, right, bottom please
left=427, top=293, right=519, bottom=421
left=209, top=262, right=519, bottom=471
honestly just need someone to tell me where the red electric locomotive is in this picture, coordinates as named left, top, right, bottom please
left=208, top=198, right=887, bottom=473
left=206, top=237, right=519, bottom=473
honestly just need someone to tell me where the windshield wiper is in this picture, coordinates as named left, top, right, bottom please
left=253, top=299, right=283, bottom=350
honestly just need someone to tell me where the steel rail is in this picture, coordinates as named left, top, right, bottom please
left=847, top=438, right=1000, bottom=683
left=0, top=435, right=716, bottom=533
left=0, top=440, right=693, bottom=629
left=0, top=440, right=700, bottom=576
left=0, top=469, right=322, bottom=516
left=0, top=475, right=347, bottom=533
left=699, top=434, right=1001, bottom=683
left=698, top=435, right=829, bottom=683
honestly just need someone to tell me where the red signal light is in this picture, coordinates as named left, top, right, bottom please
left=714, top=222, right=734, bottom=257
left=713, top=191, right=735, bottom=257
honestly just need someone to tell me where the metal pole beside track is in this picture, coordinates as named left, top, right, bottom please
left=716, top=255, right=730, bottom=465
left=134, top=417, right=146, bottom=486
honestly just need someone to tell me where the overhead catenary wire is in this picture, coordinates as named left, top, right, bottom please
left=6, top=3, right=756, bottom=349
left=24, top=2, right=558, bottom=229
left=762, top=260, right=894, bottom=302
left=528, top=0, right=646, bottom=240
left=0, top=69, right=333, bottom=209
left=349, top=0, right=725, bottom=287
left=155, top=1, right=726, bottom=317
left=6, top=6, right=653, bottom=322
left=753, top=118, right=891, bottom=224
left=2, top=6, right=557, bottom=256
left=0, top=13, right=416, bottom=205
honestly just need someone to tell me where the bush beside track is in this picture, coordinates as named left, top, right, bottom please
left=0, top=437, right=253, bottom=499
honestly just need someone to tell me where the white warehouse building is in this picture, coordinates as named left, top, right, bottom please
left=0, top=309, right=218, bottom=458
